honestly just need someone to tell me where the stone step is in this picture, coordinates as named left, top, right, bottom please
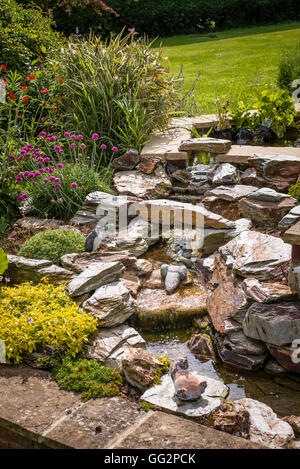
left=216, top=145, right=300, bottom=165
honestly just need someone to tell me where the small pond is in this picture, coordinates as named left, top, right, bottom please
left=141, top=328, right=300, bottom=418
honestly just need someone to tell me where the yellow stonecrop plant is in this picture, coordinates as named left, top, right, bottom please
left=0, top=282, right=98, bottom=364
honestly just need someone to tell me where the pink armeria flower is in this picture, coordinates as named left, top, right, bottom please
left=100, top=144, right=107, bottom=150
left=77, top=134, right=84, bottom=139
left=91, top=133, right=99, bottom=141
left=39, top=131, right=47, bottom=137
left=57, top=163, right=63, bottom=168
left=64, top=132, right=70, bottom=137
left=71, top=182, right=78, bottom=189
left=54, top=183, right=61, bottom=189
left=112, top=146, right=119, bottom=152
left=43, top=178, right=49, bottom=183
left=70, top=143, right=76, bottom=147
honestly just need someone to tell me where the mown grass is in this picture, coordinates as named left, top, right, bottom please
left=154, top=22, right=300, bottom=114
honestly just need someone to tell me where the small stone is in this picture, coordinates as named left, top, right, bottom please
left=171, top=169, right=191, bottom=184
left=133, top=259, right=153, bottom=276
left=187, top=334, right=216, bottom=361
left=282, top=416, right=300, bottom=436
left=213, top=401, right=250, bottom=439
left=160, top=264, right=188, bottom=294
left=212, top=164, right=239, bottom=185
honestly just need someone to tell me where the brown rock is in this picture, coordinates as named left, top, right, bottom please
left=243, top=278, right=295, bottom=303
left=206, top=277, right=249, bottom=332
left=213, top=401, right=250, bottom=439
left=268, top=344, right=300, bottom=375
left=239, top=193, right=296, bottom=226
left=112, top=148, right=140, bottom=170
left=216, top=340, right=268, bottom=371
left=121, top=347, right=166, bottom=391
left=179, top=137, right=231, bottom=154
left=187, top=333, right=216, bottom=361
left=282, top=416, right=300, bottom=435
left=136, top=156, right=160, bottom=174
left=284, top=220, right=300, bottom=246
left=248, top=154, right=300, bottom=192
left=202, top=196, right=241, bottom=222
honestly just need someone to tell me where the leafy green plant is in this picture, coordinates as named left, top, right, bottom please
left=18, top=228, right=86, bottom=264
left=0, top=248, right=8, bottom=275
left=288, top=182, right=300, bottom=203
left=52, top=357, right=124, bottom=401
left=52, top=31, right=180, bottom=152
left=253, top=89, right=296, bottom=139
left=277, top=41, right=300, bottom=93
left=0, top=0, right=65, bottom=72
left=229, top=101, right=260, bottom=132
left=215, top=98, right=231, bottom=131
left=0, top=282, right=97, bottom=363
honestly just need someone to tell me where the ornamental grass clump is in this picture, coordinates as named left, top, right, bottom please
left=52, top=357, right=124, bottom=401
left=18, top=228, right=85, bottom=264
left=0, top=282, right=98, bottom=364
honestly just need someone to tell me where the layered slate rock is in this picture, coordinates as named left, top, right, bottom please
left=6, top=255, right=74, bottom=285
left=136, top=283, right=208, bottom=330
left=219, top=330, right=267, bottom=356
left=233, top=398, right=295, bottom=449
left=95, top=217, right=160, bottom=257
left=267, top=344, right=300, bottom=374
left=238, top=188, right=296, bottom=225
left=212, top=163, right=239, bottom=185
left=121, top=347, right=167, bottom=391
left=136, top=156, right=160, bottom=174
left=202, top=218, right=252, bottom=255
left=140, top=199, right=235, bottom=229
left=61, top=251, right=135, bottom=274
left=283, top=219, right=300, bottom=245
left=205, top=185, right=257, bottom=202
left=71, top=191, right=136, bottom=225
left=141, top=373, right=229, bottom=419
left=243, top=302, right=300, bottom=346
left=113, top=167, right=172, bottom=199
left=243, top=278, right=295, bottom=303
left=84, top=325, right=146, bottom=372
left=188, top=333, right=216, bottom=361
left=82, top=281, right=136, bottom=327
left=216, top=335, right=268, bottom=371
left=66, top=261, right=124, bottom=297
left=178, top=137, right=231, bottom=154
left=219, top=231, right=291, bottom=280
left=248, top=154, right=300, bottom=192
left=279, top=205, right=300, bottom=231
left=206, top=277, right=249, bottom=332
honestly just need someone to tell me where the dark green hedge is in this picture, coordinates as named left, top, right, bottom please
left=16, top=0, right=300, bottom=37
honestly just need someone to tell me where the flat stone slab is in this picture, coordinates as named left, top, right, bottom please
left=141, top=126, right=190, bottom=162
left=116, top=411, right=263, bottom=449
left=205, top=185, right=257, bottom=202
left=141, top=374, right=229, bottom=419
left=179, top=137, right=231, bottom=154
left=216, top=146, right=300, bottom=165
left=284, top=220, right=300, bottom=245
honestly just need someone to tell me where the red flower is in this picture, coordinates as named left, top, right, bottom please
left=8, top=91, right=16, bottom=99
left=28, top=74, right=36, bottom=81
left=20, top=86, right=26, bottom=89
left=23, top=96, right=29, bottom=103
left=1, top=65, right=7, bottom=71
left=58, top=78, right=64, bottom=83
left=41, top=89, right=49, bottom=94
left=2, top=79, right=6, bottom=85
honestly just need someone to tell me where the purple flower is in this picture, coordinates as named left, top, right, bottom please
left=39, top=168, right=46, bottom=173
left=64, top=132, right=70, bottom=137
left=91, top=133, right=99, bottom=141
left=54, top=183, right=61, bottom=189
left=49, top=176, right=56, bottom=181
left=43, top=178, right=49, bottom=183
left=9, top=154, right=15, bottom=159
left=100, top=144, right=107, bottom=150
left=70, top=143, right=76, bottom=147
left=39, top=131, right=47, bottom=137
left=47, top=168, right=53, bottom=174
left=26, top=317, right=32, bottom=325
left=55, top=178, right=60, bottom=183
left=54, top=146, right=62, bottom=151
left=71, top=182, right=78, bottom=189
left=16, top=156, right=23, bottom=162
left=112, top=146, right=119, bottom=152
left=43, top=157, right=50, bottom=162
left=34, top=171, right=41, bottom=177
left=76, top=134, right=84, bottom=139
left=24, top=171, right=29, bottom=177
left=70, top=135, right=77, bottom=139
left=16, top=175, right=23, bottom=182
left=57, top=163, right=63, bottom=168
left=28, top=172, right=35, bottom=179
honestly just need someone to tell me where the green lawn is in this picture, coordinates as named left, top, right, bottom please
left=155, top=23, right=300, bottom=114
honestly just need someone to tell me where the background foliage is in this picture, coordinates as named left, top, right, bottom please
left=16, top=0, right=300, bottom=37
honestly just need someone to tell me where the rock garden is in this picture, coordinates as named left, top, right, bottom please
left=1, top=0, right=300, bottom=450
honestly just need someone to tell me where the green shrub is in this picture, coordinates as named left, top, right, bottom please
left=0, top=0, right=65, bottom=72
left=53, top=32, right=180, bottom=152
left=0, top=282, right=97, bottom=363
left=52, top=357, right=124, bottom=401
left=277, top=42, right=300, bottom=93
left=18, top=228, right=85, bottom=264
left=0, top=248, right=8, bottom=275
left=288, top=182, right=300, bottom=203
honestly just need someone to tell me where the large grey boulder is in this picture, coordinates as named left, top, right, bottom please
left=243, top=302, right=300, bottom=346
left=66, top=261, right=124, bottom=297
left=82, top=281, right=136, bottom=327
left=84, top=325, right=146, bottom=372
left=219, top=231, right=291, bottom=280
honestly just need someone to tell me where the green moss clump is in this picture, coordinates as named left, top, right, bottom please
left=18, top=228, right=85, bottom=264
left=288, top=182, right=300, bottom=204
left=140, top=400, right=155, bottom=412
left=52, top=357, right=124, bottom=401
left=152, top=355, right=171, bottom=386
